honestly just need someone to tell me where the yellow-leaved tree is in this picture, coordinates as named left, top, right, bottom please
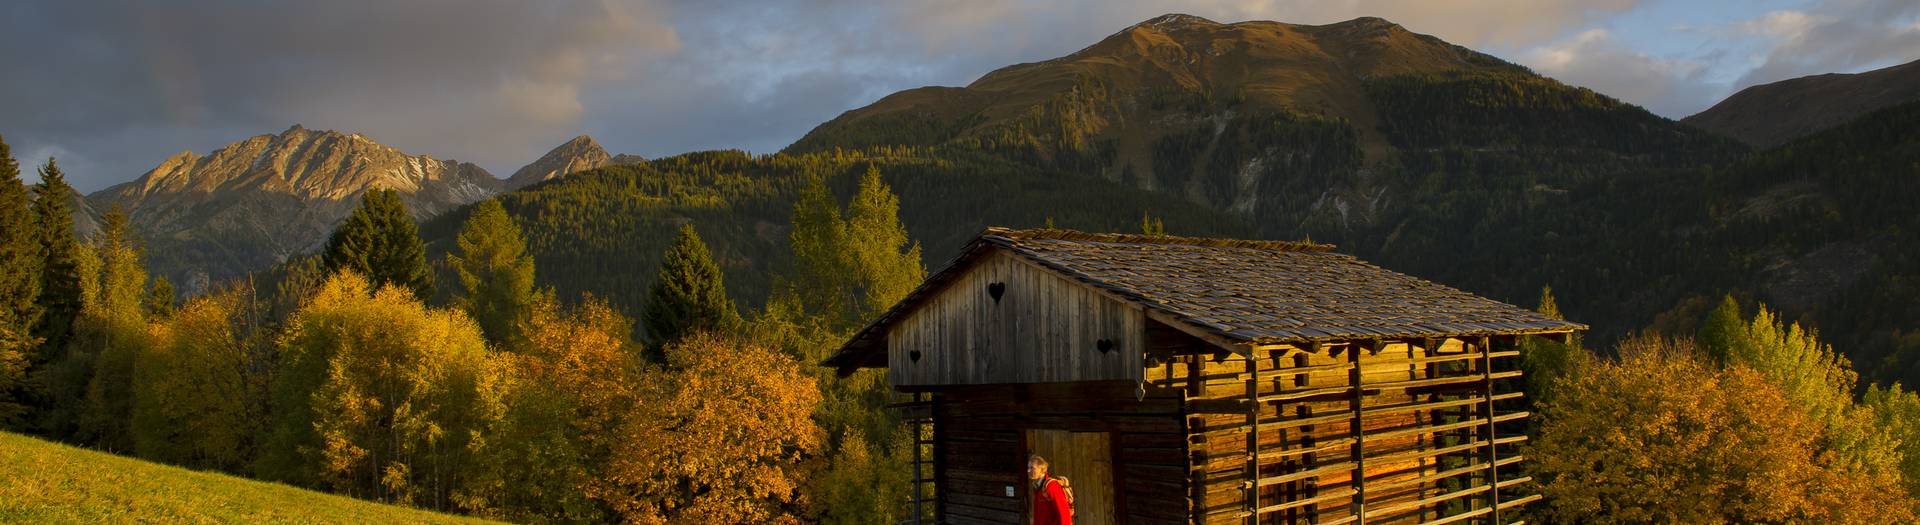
left=129, top=286, right=267, bottom=471
left=1527, top=335, right=1912, bottom=524
left=598, top=332, right=823, bottom=524
left=459, top=294, right=639, bottom=522
left=261, top=271, right=501, bottom=510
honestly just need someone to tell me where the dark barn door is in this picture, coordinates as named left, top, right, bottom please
left=1026, top=429, right=1116, bottom=524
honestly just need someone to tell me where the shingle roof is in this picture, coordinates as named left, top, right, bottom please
left=822, top=228, right=1585, bottom=370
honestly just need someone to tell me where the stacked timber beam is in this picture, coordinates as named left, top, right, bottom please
left=1178, top=336, right=1539, bottom=524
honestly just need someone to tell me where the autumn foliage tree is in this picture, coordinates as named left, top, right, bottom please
left=130, top=286, right=269, bottom=471
left=597, top=332, right=823, bottom=524
left=459, top=295, right=639, bottom=522
left=263, top=271, right=498, bottom=509
left=1527, top=335, right=1912, bottom=524
left=74, top=208, right=151, bottom=451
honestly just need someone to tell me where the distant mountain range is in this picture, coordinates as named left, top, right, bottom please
left=86, top=125, right=638, bottom=291
left=80, top=14, right=1920, bottom=385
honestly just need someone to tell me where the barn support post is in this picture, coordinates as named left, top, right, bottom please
left=1479, top=336, right=1501, bottom=525
left=1348, top=340, right=1368, bottom=525
left=1246, top=350, right=1262, bottom=525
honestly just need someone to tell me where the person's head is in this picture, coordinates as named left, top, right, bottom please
left=1028, top=454, right=1049, bottom=481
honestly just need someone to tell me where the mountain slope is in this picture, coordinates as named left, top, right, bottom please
left=0, top=431, right=494, bottom=524
left=420, top=149, right=1254, bottom=320
left=504, top=135, right=643, bottom=190
left=1686, top=99, right=1920, bottom=387
left=91, top=125, right=501, bottom=292
left=788, top=14, right=1733, bottom=241
left=1683, top=58, right=1920, bottom=148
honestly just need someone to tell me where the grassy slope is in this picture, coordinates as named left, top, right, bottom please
left=0, top=431, right=495, bottom=525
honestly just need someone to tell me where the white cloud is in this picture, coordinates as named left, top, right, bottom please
left=1730, top=1, right=1920, bottom=88
left=1520, top=28, right=1719, bottom=118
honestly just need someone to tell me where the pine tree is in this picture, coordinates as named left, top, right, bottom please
left=321, top=189, right=431, bottom=300
left=0, top=133, right=39, bottom=339
left=844, top=165, right=924, bottom=319
left=643, top=224, right=740, bottom=349
left=144, top=275, right=174, bottom=318
left=785, top=173, right=854, bottom=327
left=449, top=199, right=535, bottom=348
left=31, top=159, right=83, bottom=364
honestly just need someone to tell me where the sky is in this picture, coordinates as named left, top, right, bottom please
left=2, top=0, right=1916, bottom=192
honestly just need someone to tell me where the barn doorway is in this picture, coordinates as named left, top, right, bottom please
left=1025, top=429, right=1116, bottom=524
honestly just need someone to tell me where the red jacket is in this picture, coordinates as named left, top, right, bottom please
left=1033, top=477, right=1072, bottom=525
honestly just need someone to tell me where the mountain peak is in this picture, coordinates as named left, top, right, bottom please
left=506, top=134, right=614, bottom=189
left=1138, top=13, right=1219, bottom=29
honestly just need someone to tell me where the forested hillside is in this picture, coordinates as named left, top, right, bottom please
left=419, top=148, right=1253, bottom=318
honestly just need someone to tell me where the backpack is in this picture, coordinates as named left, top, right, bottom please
left=1051, top=475, right=1076, bottom=517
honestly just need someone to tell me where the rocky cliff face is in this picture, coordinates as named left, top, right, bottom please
left=506, top=135, right=612, bottom=189
left=90, top=124, right=502, bottom=292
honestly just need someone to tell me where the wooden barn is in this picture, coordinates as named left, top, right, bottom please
left=821, top=228, right=1584, bottom=525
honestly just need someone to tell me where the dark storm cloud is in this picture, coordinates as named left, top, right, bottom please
left=0, top=0, right=676, bottom=191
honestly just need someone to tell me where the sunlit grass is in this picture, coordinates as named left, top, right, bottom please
left=0, top=431, right=497, bottom=524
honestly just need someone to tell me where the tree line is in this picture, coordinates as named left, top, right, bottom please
left=0, top=131, right=925, bottom=523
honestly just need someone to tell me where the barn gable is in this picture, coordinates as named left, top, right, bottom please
left=886, top=249, right=1144, bottom=386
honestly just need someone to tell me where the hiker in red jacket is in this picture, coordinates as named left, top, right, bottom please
left=1029, top=454, right=1072, bottom=525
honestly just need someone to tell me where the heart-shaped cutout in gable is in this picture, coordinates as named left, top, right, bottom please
left=909, top=350, right=923, bottom=363
left=987, top=282, right=1006, bottom=302
left=1096, top=339, right=1115, bottom=354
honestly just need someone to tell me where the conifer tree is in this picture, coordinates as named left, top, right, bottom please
left=31, top=159, right=83, bottom=363
left=449, top=199, right=535, bottom=348
left=785, top=173, right=854, bottom=327
left=79, top=206, right=150, bottom=451
left=844, top=165, right=924, bottom=319
left=321, top=189, right=431, bottom=300
left=0, top=133, right=39, bottom=340
left=0, top=135, right=39, bottom=426
left=643, top=224, right=740, bottom=348
left=1520, top=286, right=1586, bottom=408
left=144, top=276, right=174, bottom=318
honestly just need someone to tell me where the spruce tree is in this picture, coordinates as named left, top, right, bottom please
left=643, top=224, right=740, bottom=348
left=0, top=133, right=35, bottom=429
left=31, top=159, right=83, bottom=361
left=144, top=275, right=174, bottom=318
left=450, top=199, right=535, bottom=348
left=0, top=134, right=39, bottom=339
left=844, top=165, right=923, bottom=319
left=321, top=189, right=431, bottom=300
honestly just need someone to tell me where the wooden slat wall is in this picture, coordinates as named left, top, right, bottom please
left=887, top=250, right=1144, bottom=386
left=1181, top=337, right=1528, bottom=525
left=933, top=381, right=1189, bottom=525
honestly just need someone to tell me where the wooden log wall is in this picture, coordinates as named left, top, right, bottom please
left=1172, top=336, right=1536, bottom=525
left=932, top=381, right=1189, bottom=525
